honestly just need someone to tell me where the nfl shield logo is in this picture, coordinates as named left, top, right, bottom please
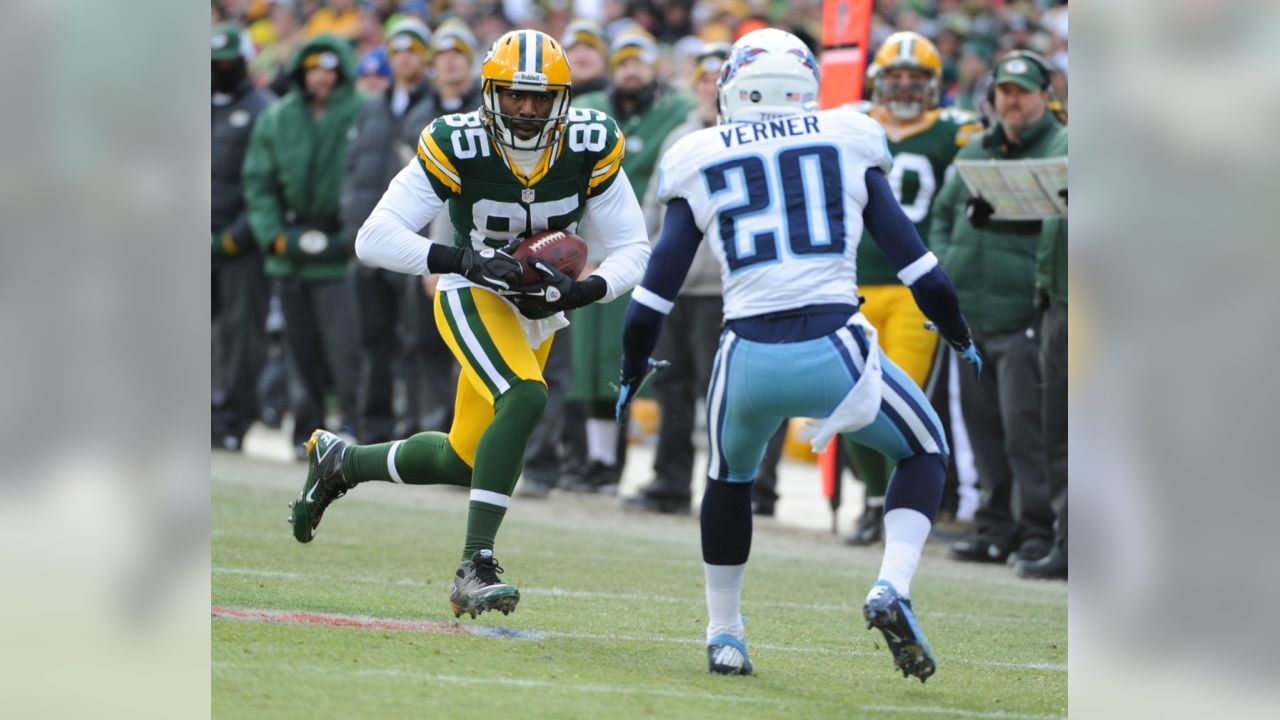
left=521, top=187, right=535, bottom=203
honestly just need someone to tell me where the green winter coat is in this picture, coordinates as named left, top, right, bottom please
left=930, top=111, right=1067, bottom=334
left=569, top=87, right=694, bottom=403
left=1036, top=128, right=1068, bottom=305
left=242, top=34, right=362, bottom=282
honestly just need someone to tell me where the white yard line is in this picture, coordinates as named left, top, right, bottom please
left=212, top=660, right=1062, bottom=718
left=211, top=597, right=1065, bottom=673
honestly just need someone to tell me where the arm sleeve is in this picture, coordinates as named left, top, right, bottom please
left=578, top=168, right=652, bottom=302
left=862, top=167, right=970, bottom=344
left=354, top=160, right=447, bottom=275
left=620, top=198, right=702, bottom=381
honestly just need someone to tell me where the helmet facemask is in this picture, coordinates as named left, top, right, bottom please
left=872, top=66, right=938, bottom=121
left=482, top=78, right=571, bottom=151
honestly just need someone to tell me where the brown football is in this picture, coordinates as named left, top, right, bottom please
left=512, top=229, right=588, bottom=285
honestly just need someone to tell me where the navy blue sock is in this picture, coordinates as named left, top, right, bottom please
left=701, top=480, right=753, bottom=565
left=884, top=454, right=947, bottom=522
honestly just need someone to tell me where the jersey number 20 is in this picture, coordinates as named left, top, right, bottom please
left=702, top=144, right=845, bottom=272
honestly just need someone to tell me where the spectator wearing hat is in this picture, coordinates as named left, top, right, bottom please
left=931, top=52, right=1065, bottom=568
left=342, top=17, right=451, bottom=444
left=561, top=19, right=609, bottom=96
left=355, top=47, right=392, bottom=96
left=212, top=23, right=277, bottom=451
left=563, top=29, right=695, bottom=494
left=427, top=19, right=481, bottom=115
left=242, top=35, right=364, bottom=458
left=304, top=0, right=361, bottom=40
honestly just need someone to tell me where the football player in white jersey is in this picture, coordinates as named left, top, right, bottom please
left=615, top=28, right=983, bottom=681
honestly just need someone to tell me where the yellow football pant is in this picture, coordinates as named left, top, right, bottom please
left=859, top=284, right=939, bottom=388
left=434, top=287, right=553, bottom=467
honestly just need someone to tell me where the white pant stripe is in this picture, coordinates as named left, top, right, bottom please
left=836, top=327, right=867, bottom=373
left=445, top=290, right=511, bottom=395
left=882, top=383, right=942, bottom=454
left=386, top=440, right=405, bottom=483
left=470, top=488, right=511, bottom=508
left=705, top=331, right=735, bottom=481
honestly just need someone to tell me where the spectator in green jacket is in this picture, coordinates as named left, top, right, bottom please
left=930, top=52, right=1065, bottom=569
left=563, top=28, right=695, bottom=494
left=242, top=34, right=363, bottom=459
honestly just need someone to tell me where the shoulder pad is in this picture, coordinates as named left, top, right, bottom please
left=565, top=108, right=625, bottom=196
left=417, top=114, right=483, bottom=196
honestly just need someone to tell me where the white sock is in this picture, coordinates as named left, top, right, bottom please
left=704, top=562, right=746, bottom=642
left=877, top=508, right=932, bottom=598
left=586, top=419, right=618, bottom=466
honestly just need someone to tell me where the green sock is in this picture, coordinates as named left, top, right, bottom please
left=342, top=432, right=472, bottom=487
left=842, top=437, right=892, bottom=502
left=462, top=380, right=547, bottom=560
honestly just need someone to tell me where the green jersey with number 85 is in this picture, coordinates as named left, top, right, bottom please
left=417, top=107, right=626, bottom=249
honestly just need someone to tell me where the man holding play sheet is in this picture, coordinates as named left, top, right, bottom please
left=929, top=51, right=1067, bottom=572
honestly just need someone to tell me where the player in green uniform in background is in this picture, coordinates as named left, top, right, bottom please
left=844, top=32, right=983, bottom=546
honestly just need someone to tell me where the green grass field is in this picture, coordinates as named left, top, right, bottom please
left=213, top=451, right=1067, bottom=719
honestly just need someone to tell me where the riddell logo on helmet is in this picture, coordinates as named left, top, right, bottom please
left=512, top=71, right=548, bottom=88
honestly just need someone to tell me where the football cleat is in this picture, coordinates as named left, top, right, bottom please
left=863, top=580, right=936, bottom=682
left=449, top=549, right=520, bottom=619
left=707, top=633, right=753, bottom=676
left=288, top=430, right=351, bottom=543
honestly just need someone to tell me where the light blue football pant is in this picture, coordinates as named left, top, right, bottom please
left=705, top=317, right=949, bottom=484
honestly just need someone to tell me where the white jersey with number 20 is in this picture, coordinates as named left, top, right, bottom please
left=655, top=106, right=893, bottom=320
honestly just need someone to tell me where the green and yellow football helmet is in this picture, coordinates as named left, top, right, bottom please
left=868, top=31, right=942, bottom=120
left=480, top=29, right=573, bottom=151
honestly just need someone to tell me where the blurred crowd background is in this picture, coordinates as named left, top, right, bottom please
left=213, top=0, right=1067, bottom=115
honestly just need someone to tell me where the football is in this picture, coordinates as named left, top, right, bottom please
left=512, top=229, right=588, bottom=285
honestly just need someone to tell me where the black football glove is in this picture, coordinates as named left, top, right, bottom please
left=965, top=194, right=995, bottom=228
left=924, top=321, right=985, bottom=378
left=511, top=259, right=606, bottom=317
left=459, top=241, right=524, bottom=293
left=614, top=358, right=671, bottom=425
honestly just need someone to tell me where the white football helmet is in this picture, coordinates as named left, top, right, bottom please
left=717, top=28, right=820, bottom=124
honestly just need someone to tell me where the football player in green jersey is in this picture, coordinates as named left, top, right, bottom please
left=287, top=29, right=650, bottom=619
left=844, top=31, right=984, bottom=546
